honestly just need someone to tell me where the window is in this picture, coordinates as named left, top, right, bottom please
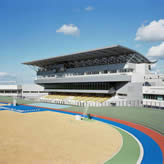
left=118, top=93, right=127, bottom=96
left=23, top=91, right=30, bottom=93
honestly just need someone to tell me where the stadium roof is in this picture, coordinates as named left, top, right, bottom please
left=23, top=45, right=153, bottom=67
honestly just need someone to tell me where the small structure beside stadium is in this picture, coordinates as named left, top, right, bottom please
left=0, top=84, right=47, bottom=100
left=23, top=45, right=164, bottom=107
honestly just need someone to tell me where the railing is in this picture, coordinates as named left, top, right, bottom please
left=143, top=99, right=164, bottom=108
left=40, top=98, right=164, bottom=110
left=36, top=72, right=133, bottom=80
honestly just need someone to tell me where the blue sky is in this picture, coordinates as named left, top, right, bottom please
left=0, top=0, right=164, bottom=83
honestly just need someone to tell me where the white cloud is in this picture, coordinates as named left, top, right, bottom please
left=85, top=6, right=94, bottom=11
left=56, top=24, right=80, bottom=36
left=147, top=42, right=164, bottom=58
left=0, top=72, right=16, bottom=80
left=135, top=19, right=164, bottom=41
left=0, top=72, right=10, bottom=77
left=0, top=72, right=7, bottom=77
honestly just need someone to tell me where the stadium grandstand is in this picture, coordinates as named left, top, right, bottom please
left=24, top=45, right=162, bottom=107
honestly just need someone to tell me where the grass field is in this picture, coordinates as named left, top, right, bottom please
left=0, top=96, right=164, bottom=135
left=0, top=96, right=37, bottom=104
left=66, top=106, right=164, bottom=135
left=105, top=126, right=140, bottom=164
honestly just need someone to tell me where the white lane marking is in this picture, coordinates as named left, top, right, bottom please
left=103, top=125, right=144, bottom=164
left=103, top=126, right=123, bottom=164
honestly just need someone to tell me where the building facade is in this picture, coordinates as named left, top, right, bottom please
left=0, top=84, right=47, bottom=99
left=0, top=85, right=22, bottom=97
left=24, top=45, right=164, bottom=107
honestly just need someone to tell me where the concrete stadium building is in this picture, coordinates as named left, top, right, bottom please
left=0, top=85, right=22, bottom=97
left=0, top=84, right=47, bottom=99
left=24, top=45, right=164, bottom=107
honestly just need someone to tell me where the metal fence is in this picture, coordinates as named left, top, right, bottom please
left=1, top=95, right=164, bottom=110
left=40, top=98, right=164, bottom=110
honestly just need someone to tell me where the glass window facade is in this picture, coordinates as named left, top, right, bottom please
left=44, top=82, right=114, bottom=90
left=143, top=94, right=164, bottom=101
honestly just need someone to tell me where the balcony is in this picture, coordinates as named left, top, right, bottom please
left=35, top=72, right=131, bottom=84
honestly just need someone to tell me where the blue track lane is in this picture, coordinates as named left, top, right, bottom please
left=93, top=117, right=163, bottom=164
left=0, top=104, right=163, bottom=164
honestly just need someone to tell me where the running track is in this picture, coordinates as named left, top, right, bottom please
left=28, top=104, right=164, bottom=164
left=0, top=102, right=164, bottom=164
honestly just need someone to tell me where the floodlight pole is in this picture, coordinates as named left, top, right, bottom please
left=13, top=96, right=17, bottom=106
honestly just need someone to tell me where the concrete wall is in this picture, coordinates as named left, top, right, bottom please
left=22, top=84, right=47, bottom=98
left=44, top=89, right=115, bottom=94
left=0, top=85, right=22, bottom=90
left=0, top=84, right=47, bottom=98
left=143, top=86, right=164, bottom=95
left=131, top=63, right=151, bottom=83
left=0, top=85, right=22, bottom=97
left=144, top=74, right=164, bottom=86
left=116, top=82, right=143, bottom=101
